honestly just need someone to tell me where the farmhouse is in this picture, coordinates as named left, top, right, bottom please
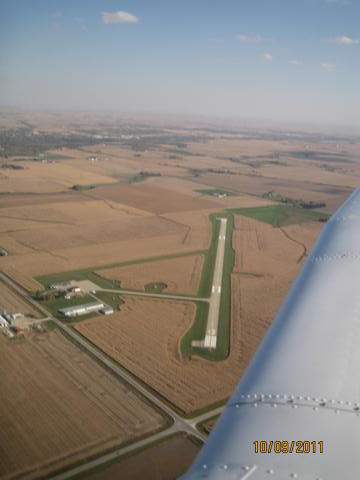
left=59, top=301, right=104, bottom=317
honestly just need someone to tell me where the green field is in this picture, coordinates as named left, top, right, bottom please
left=227, top=205, right=330, bottom=227
left=93, top=291, right=124, bottom=311
left=37, top=270, right=121, bottom=290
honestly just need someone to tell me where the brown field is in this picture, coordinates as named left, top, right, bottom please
left=75, top=216, right=322, bottom=415
left=1, top=113, right=358, bottom=302
left=0, top=191, right=92, bottom=209
left=0, top=330, right=166, bottom=480
left=0, top=204, right=215, bottom=285
left=0, top=280, right=42, bottom=318
left=90, top=183, right=219, bottom=214
left=97, top=255, right=204, bottom=295
left=3, top=215, right=187, bottom=252
left=87, top=435, right=201, bottom=480
left=198, top=172, right=353, bottom=213
left=2, top=160, right=118, bottom=189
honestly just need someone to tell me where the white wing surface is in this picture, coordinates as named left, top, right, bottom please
left=181, top=188, right=360, bottom=480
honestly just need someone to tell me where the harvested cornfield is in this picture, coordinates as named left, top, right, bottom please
left=0, top=267, right=44, bottom=294
left=161, top=209, right=215, bottom=250
left=0, top=280, right=42, bottom=318
left=6, top=215, right=187, bottom=252
left=97, top=255, right=204, bottom=295
left=74, top=296, right=257, bottom=414
left=232, top=215, right=305, bottom=274
left=87, top=434, right=201, bottom=480
left=91, top=183, right=219, bottom=214
left=0, top=330, right=166, bottom=480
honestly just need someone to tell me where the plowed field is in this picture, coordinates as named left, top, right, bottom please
left=97, top=255, right=204, bottom=295
left=0, top=330, right=166, bottom=480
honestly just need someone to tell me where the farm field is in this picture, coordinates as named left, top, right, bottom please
left=89, top=183, right=219, bottom=214
left=85, top=435, right=201, bottom=480
left=0, top=279, right=42, bottom=318
left=2, top=118, right=357, bottom=292
left=97, top=254, right=204, bottom=295
left=0, top=330, right=167, bottom=480
left=228, top=205, right=329, bottom=227
left=198, top=416, right=220, bottom=435
left=75, top=215, right=322, bottom=415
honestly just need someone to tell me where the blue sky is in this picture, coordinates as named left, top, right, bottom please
left=1, top=0, right=359, bottom=127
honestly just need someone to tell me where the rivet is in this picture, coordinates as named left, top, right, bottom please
left=266, top=469, right=274, bottom=475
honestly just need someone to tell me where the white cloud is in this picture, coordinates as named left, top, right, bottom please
left=288, top=60, right=302, bottom=65
left=321, top=63, right=336, bottom=72
left=236, top=34, right=264, bottom=44
left=333, top=35, right=359, bottom=45
left=102, top=11, right=139, bottom=24
left=264, top=53, right=273, bottom=61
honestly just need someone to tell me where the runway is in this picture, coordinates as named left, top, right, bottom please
left=192, top=217, right=227, bottom=349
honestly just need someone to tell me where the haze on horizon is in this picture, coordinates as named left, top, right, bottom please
left=1, top=0, right=359, bottom=128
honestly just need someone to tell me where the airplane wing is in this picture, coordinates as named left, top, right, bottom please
left=181, top=188, right=360, bottom=480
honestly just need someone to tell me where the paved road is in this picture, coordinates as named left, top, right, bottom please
left=193, top=217, right=227, bottom=349
left=0, top=272, right=226, bottom=479
left=101, top=288, right=209, bottom=303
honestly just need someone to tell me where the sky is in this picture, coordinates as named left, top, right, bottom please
left=0, top=0, right=359, bottom=127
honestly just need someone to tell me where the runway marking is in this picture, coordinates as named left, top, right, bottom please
left=217, top=286, right=221, bottom=293
left=212, top=285, right=215, bottom=293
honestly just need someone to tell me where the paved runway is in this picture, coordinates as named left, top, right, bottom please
left=193, top=217, right=227, bottom=349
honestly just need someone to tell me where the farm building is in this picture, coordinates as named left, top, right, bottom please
left=0, top=316, right=8, bottom=328
left=58, top=301, right=104, bottom=317
left=1, top=311, right=13, bottom=325
left=50, top=282, right=73, bottom=292
left=100, top=306, right=114, bottom=315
